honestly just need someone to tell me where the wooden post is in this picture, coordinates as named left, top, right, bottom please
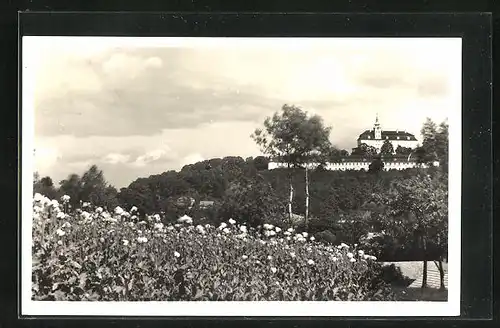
left=422, top=235, right=428, bottom=288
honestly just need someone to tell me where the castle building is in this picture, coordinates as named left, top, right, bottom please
left=357, top=114, right=418, bottom=152
left=267, top=115, right=439, bottom=171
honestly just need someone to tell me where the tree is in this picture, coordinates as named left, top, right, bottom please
left=368, top=156, right=385, bottom=174
left=219, top=175, right=287, bottom=228
left=436, top=120, right=449, bottom=169
left=251, top=104, right=332, bottom=228
left=33, top=175, right=58, bottom=199
left=253, top=156, right=269, bottom=171
left=80, top=165, right=113, bottom=208
left=380, top=140, right=394, bottom=155
left=372, top=172, right=448, bottom=289
left=59, top=174, right=83, bottom=209
left=352, top=143, right=378, bottom=157
left=395, top=145, right=412, bottom=156
left=340, top=149, right=350, bottom=157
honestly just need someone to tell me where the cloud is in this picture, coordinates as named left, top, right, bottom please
left=132, top=148, right=176, bottom=167
left=180, top=153, right=205, bottom=168
left=102, top=153, right=131, bottom=164
left=27, top=37, right=461, bottom=188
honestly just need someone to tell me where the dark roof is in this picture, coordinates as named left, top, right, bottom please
left=358, top=130, right=417, bottom=141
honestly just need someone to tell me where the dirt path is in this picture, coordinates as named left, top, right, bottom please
left=381, top=261, right=448, bottom=301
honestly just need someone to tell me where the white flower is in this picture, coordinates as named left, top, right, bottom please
left=269, top=230, right=276, bottom=236
left=177, top=215, right=193, bottom=224
left=219, top=222, right=227, bottom=230
left=122, top=239, right=129, bottom=246
left=358, top=250, right=365, bottom=257
left=287, top=227, right=294, bottom=232
left=263, top=223, right=274, bottom=230
left=95, top=207, right=103, bottom=214
left=167, top=225, right=175, bottom=231
left=57, top=240, right=63, bottom=245
left=50, top=200, right=59, bottom=208
left=154, top=223, right=164, bottom=230
left=130, top=206, right=138, bottom=213
left=284, top=231, right=291, bottom=236
left=205, top=224, right=212, bottom=229
left=270, top=267, right=277, bottom=274
left=242, top=255, right=248, bottom=260
left=332, top=257, right=338, bottom=262
left=100, top=237, right=105, bottom=243
left=286, top=236, right=291, bottom=241
left=239, top=225, right=247, bottom=233
left=350, top=258, right=356, bottom=263
left=55, top=229, right=65, bottom=237
left=340, top=243, right=349, bottom=249
left=34, top=193, right=43, bottom=202
left=275, top=227, right=282, bottom=233
left=290, top=252, right=296, bottom=258
left=302, top=232, right=308, bottom=238
left=60, top=195, right=70, bottom=202
left=174, top=251, right=180, bottom=258
left=347, top=252, right=354, bottom=258
left=223, top=227, right=230, bottom=234
left=307, top=259, right=315, bottom=265
left=56, top=211, right=66, bottom=219
left=228, top=218, right=236, bottom=225
left=137, top=236, right=148, bottom=243
left=267, top=255, right=273, bottom=260
left=370, top=255, right=377, bottom=261
left=114, top=206, right=124, bottom=215
left=310, top=236, right=315, bottom=241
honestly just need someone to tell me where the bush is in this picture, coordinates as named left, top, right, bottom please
left=218, top=178, right=288, bottom=228
left=32, top=193, right=396, bottom=301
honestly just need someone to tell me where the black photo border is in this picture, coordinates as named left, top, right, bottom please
left=5, top=8, right=493, bottom=328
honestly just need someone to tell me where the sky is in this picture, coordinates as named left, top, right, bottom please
left=23, top=37, right=461, bottom=188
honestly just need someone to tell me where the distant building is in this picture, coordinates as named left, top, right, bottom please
left=268, top=155, right=438, bottom=172
left=267, top=115, right=439, bottom=171
left=199, top=200, right=215, bottom=209
left=357, top=114, right=418, bottom=152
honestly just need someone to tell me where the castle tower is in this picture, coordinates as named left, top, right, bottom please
left=374, top=113, right=382, bottom=139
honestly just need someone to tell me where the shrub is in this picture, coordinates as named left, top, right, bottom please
left=218, top=178, right=288, bottom=228
left=32, top=193, right=396, bottom=301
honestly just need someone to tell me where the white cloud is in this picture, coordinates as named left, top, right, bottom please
left=26, top=37, right=460, bottom=188
left=102, top=153, right=131, bottom=164
left=34, top=146, right=61, bottom=172
left=180, top=153, right=205, bottom=168
left=132, top=148, right=172, bottom=167
left=145, top=56, right=163, bottom=68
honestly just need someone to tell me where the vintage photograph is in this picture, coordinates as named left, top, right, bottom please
left=22, top=37, right=461, bottom=316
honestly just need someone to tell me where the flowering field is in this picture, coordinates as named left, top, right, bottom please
left=32, top=193, right=396, bottom=301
